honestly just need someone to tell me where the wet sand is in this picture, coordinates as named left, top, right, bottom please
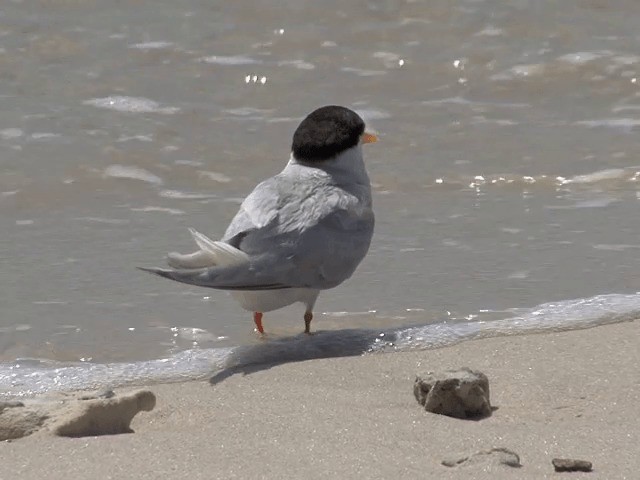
left=2, top=320, right=638, bottom=479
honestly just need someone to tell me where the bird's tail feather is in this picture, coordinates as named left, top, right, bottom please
left=167, top=250, right=217, bottom=269
left=166, top=228, right=249, bottom=269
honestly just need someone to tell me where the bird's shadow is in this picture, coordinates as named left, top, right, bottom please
left=209, top=327, right=393, bottom=385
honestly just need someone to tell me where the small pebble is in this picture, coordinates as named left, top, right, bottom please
left=552, top=458, right=593, bottom=472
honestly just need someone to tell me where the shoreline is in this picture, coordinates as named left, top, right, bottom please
left=6, top=289, right=640, bottom=399
left=2, top=320, right=639, bottom=479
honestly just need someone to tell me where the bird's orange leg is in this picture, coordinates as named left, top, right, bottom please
left=304, top=311, right=313, bottom=334
left=253, top=311, right=264, bottom=334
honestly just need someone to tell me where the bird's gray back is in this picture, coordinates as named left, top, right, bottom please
left=221, top=166, right=374, bottom=289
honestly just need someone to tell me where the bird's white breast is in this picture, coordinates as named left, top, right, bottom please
left=231, top=288, right=319, bottom=312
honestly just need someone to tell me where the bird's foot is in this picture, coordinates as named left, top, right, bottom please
left=253, top=312, right=265, bottom=335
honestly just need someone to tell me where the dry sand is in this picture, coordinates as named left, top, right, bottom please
left=2, top=320, right=639, bottom=479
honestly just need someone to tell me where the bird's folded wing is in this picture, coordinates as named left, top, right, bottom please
left=141, top=174, right=373, bottom=290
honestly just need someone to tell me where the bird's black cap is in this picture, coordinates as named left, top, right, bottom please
left=292, top=105, right=365, bottom=162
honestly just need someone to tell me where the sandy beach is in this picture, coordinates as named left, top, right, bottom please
left=2, top=320, right=638, bottom=479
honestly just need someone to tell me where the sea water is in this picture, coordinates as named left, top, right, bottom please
left=1, top=0, right=640, bottom=397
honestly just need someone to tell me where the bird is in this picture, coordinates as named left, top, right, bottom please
left=139, top=105, right=377, bottom=334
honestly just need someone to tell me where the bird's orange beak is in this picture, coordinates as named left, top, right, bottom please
left=362, top=132, right=378, bottom=144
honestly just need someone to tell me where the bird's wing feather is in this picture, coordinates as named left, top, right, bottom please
left=142, top=173, right=374, bottom=290
left=224, top=173, right=374, bottom=289
left=222, top=178, right=281, bottom=248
